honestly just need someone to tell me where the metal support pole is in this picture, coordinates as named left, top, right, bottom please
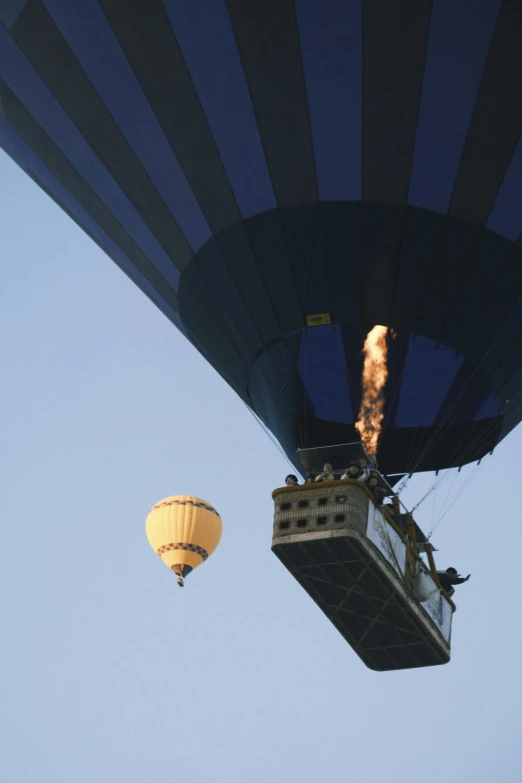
left=425, top=542, right=441, bottom=587
left=406, top=513, right=417, bottom=550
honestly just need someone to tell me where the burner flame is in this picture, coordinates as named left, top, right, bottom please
left=355, top=325, right=389, bottom=458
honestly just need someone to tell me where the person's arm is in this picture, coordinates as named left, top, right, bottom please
left=452, top=574, right=471, bottom=585
left=439, top=573, right=471, bottom=586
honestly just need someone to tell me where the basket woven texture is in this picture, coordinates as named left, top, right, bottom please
left=273, top=482, right=369, bottom=540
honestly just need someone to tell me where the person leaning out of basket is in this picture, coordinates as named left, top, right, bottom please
left=314, top=463, right=334, bottom=482
left=436, top=567, right=471, bottom=598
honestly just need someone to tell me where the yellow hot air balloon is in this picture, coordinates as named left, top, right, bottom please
left=145, top=495, right=222, bottom=586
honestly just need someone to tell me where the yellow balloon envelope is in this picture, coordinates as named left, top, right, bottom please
left=145, top=495, right=222, bottom=586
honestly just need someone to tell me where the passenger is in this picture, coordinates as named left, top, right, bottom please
left=314, top=463, right=334, bottom=482
left=374, top=486, right=387, bottom=504
left=367, top=473, right=387, bottom=504
left=305, top=473, right=315, bottom=484
left=285, top=474, right=299, bottom=486
left=367, top=474, right=379, bottom=492
left=340, top=461, right=362, bottom=480
left=358, top=460, right=370, bottom=482
left=436, top=567, right=471, bottom=598
left=383, top=508, right=407, bottom=534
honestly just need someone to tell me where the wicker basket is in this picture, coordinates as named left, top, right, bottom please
left=272, top=480, right=370, bottom=540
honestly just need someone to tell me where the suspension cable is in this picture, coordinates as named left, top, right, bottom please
left=403, top=289, right=522, bottom=476
left=430, top=459, right=485, bottom=536
left=241, top=401, right=303, bottom=478
left=410, top=469, right=458, bottom=514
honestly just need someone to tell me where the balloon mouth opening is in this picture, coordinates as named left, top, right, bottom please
left=171, top=564, right=193, bottom=585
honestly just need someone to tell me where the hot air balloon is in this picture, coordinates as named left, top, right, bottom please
left=1, top=1, right=520, bottom=666
left=0, top=0, right=520, bottom=478
left=146, top=495, right=222, bottom=586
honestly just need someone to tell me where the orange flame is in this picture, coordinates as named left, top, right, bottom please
left=355, top=325, right=389, bottom=458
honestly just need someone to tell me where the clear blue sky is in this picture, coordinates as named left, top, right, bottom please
left=1, top=149, right=521, bottom=783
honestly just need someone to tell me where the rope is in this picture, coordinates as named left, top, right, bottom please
left=430, top=459, right=484, bottom=535
left=406, top=292, right=520, bottom=474
left=241, top=401, right=303, bottom=478
left=395, top=474, right=411, bottom=495
left=400, top=393, right=499, bottom=527
left=410, top=469, right=458, bottom=513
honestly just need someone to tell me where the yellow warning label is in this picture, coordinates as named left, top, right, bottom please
left=306, top=313, right=332, bottom=327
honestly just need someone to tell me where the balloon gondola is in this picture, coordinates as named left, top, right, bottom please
left=272, top=443, right=453, bottom=671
